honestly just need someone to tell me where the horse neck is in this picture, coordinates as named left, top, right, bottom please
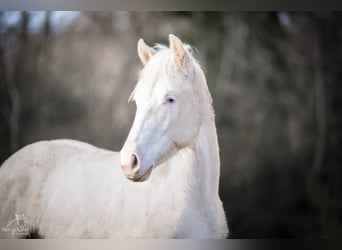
left=164, top=109, right=221, bottom=205
left=190, top=74, right=221, bottom=202
left=193, top=116, right=221, bottom=200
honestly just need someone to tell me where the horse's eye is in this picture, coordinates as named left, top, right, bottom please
left=167, top=97, right=175, bottom=104
left=164, top=95, right=176, bottom=105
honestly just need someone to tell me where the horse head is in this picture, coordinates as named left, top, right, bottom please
left=120, top=34, right=204, bottom=182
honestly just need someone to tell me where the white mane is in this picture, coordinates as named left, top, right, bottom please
left=129, top=43, right=196, bottom=102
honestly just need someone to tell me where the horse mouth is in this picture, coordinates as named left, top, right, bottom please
left=127, top=166, right=153, bottom=182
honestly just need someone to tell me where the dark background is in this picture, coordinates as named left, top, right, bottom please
left=0, top=11, right=341, bottom=238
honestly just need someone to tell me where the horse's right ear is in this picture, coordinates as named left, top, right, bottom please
left=137, top=38, right=155, bottom=66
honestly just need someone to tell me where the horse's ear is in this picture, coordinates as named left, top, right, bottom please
left=137, top=38, right=155, bottom=65
left=169, top=34, right=186, bottom=67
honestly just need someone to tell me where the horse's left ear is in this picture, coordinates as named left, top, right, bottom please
left=169, top=34, right=186, bottom=68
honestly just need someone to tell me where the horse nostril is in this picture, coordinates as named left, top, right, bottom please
left=130, top=154, right=139, bottom=172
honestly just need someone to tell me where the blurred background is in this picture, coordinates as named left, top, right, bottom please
left=0, top=11, right=341, bottom=238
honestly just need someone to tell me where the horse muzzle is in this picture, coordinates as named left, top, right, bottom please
left=121, top=154, right=153, bottom=182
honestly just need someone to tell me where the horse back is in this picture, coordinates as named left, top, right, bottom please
left=0, top=139, right=119, bottom=238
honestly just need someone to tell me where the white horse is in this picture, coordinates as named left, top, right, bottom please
left=0, top=34, right=228, bottom=238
